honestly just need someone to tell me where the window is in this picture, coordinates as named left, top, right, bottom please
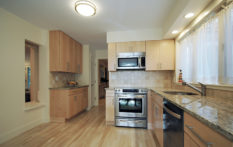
left=176, top=3, right=233, bottom=85
left=25, top=41, right=39, bottom=103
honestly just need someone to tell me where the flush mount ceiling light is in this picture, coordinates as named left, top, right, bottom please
left=185, top=13, right=194, bottom=19
left=172, top=30, right=179, bottom=34
left=75, top=0, right=96, bottom=16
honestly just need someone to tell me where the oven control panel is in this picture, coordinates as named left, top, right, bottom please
left=115, top=88, right=148, bottom=94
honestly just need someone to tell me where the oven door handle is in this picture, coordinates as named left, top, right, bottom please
left=164, top=106, right=181, bottom=119
left=116, top=95, right=145, bottom=99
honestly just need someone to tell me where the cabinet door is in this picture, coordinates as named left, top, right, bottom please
left=130, top=41, right=145, bottom=52
left=76, top=42, right=83, bottom=74
left=81, top=88, right=88, bottom=110
left=49, top=31, right=60, bottom=71
left=60, top=32, right=70, bottom=72
left=146, top=40, right=160, bottom=70
left=159, top=40, right=175, bottom=70
left=70, top=38, right=76, bottom=73
left=108, top=43, right=116, bottom=71
left=67, top=95, right=77, bottom=119
left=106, top=90, right=115, bottom=124
left=116, top=42, right=130, bottom=53
left=184, top=132, right=200, bottom=147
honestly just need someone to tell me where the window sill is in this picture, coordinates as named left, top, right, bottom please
left=174, top=82, right=233, bottom=91
left=24, top=102, right=45, bottom=111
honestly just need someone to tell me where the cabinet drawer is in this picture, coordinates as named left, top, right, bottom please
left=68, top=87, right=87, bottom=95
left=184, top=112, right=232, bottom=147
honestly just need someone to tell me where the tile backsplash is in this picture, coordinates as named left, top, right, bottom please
left=50, top=72, right=76, bottom=88
left=109, top=71, right=174, bottom=88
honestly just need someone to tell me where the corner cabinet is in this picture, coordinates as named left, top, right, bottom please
left=105, top=89, right=115, bottom=125
left=50, top=87, right=88, bottom=122
left=146, top=40, right=175, bottom=71
left=49, top=30, right=82, bottom=73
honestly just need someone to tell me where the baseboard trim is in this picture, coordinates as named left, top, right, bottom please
left=0, top=118, right=44, bottom=144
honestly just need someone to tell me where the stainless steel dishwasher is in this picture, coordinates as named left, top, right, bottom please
left=163, top=99, right=184, bottom=147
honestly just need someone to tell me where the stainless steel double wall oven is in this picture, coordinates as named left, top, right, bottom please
left=115, top=88, right=148, bottom=128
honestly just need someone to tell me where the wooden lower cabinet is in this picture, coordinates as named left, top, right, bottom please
left=148, top=91, right=163, bottom=147
left=50, top=87, right=88, bottom=122
left=184, top=112, right=232, bottom=147
left=105, top=89, right=115, bottom=125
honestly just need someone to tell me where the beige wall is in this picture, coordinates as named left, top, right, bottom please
left=109, top=71, right=174, bottom=88
left=94, top=49, right=108, bottom=105
left=0, top=8, right=49, bottom=143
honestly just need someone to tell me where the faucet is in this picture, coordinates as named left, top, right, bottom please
left=182, top=82, right=206, bottom=96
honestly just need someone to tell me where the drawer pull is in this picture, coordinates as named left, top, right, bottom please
left=185, top=125, right=213, bottom=147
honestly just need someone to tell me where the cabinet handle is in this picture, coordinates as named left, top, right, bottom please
left=74, top=96, right=77, bottom=101
left=77, top=65, right=80, bottom=73
left=160, top=63, right=162, bottom=69
left=67, top=62, right=70, bottom=71
left=185, top=125, right=213, bottom=147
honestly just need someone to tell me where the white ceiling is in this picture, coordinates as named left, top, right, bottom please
left=0, top=0, right=210, bottom=50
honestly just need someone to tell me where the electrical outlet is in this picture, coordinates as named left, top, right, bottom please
left=55, top=76, right=59, bottom=81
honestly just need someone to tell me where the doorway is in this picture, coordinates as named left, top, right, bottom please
left=98, top=59, right=108, bottom=104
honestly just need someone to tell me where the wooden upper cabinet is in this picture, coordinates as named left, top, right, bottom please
left=108, top=43, right=116, bottom=72
left=116, top=41, right=145, bottom=53
left=146, top=40, right=175, bottom=71
left=75, top=42, right=83, bottom=74
left=49, top=30, right=82, bottom=73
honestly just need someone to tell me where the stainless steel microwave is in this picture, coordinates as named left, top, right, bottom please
left=116, top=52, right=145, bottom=70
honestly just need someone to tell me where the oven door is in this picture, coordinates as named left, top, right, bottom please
left=117, top=57, right=139, bottom=69
left=115, top=94, right=147, bottom=118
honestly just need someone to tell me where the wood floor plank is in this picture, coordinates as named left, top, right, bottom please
left=0, top=99, right=157, bottom=147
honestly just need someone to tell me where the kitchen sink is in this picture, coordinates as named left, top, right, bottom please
left=163, top=91, right=198, bottom=95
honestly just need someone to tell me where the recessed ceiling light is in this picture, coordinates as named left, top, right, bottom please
left=172, top=30, right=179, bottom=34
left=75, top=0, right=96, bottom=16
left=185, top=13, right=194, bottom=19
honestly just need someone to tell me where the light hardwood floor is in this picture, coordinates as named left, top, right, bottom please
left=1, top=99, right=157, bottom=147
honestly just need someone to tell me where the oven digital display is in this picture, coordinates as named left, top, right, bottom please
left=119, top=98, right=142, bottom=113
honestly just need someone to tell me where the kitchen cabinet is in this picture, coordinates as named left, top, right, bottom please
left=49, top=30, right=82, bottom=73
left=105, top=89, right=115, bottom=125
left=75, top=41, right=83, bottom=74
left=50, top=87, right=88, bottom=122
left=146, top=40, right=175, bottom=71
left=116, top=41, right=145, bottom=53
left=108, top=43, right=117, bottom=72
left=184, top=112, right=232, bottom=147
left=151, top=91, right=164, bottom=147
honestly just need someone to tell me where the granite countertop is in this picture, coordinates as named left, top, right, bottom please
left=151, top=88, right=233, bottom=141
left=49, top=85, right=89, bottom=90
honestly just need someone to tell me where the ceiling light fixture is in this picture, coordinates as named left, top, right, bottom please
left=185, top=13, right=194, bottom=19
left=172, top=30, right=179, bottom=34
left=75, top=0, right=96, bottom=16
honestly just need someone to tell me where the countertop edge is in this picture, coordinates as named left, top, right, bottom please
left=151, top=89, right=233, bottom=142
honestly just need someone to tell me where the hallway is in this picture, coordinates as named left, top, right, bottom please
left=1, top=101, right=157, bottom=147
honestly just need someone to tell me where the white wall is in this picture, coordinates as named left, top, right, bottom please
left=107, top=29, right=163, bottom=43
left=76, top=45, right=92, bottom=110
left=93, top=49, right=108, bottom=105
left=0, top=8, right=49, bottom=143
